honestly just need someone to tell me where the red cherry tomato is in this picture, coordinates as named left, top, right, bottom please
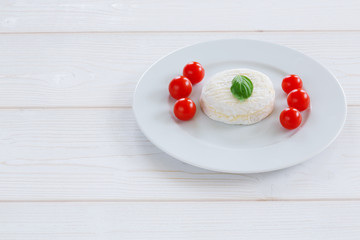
left=168, top=76, right=192, bottom=99
left=282, top=75, right=303, bottom=94
left=173, top=98, right=196, bottom=121
left=183, top=61, right=205, bottom=85
left=280, top=107, right=302, bottom=130
left=287, top=88, right=310, bottom=111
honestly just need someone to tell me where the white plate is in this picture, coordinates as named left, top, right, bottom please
left=133, top=39, right=346, bottom=173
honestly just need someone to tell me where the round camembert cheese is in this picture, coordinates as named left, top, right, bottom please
left=200, top=69, right=275, bottom=124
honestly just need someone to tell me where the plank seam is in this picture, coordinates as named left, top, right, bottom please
left=1, top=199, right=360, bottom=203
left=0, top=30, right=360, bottom=35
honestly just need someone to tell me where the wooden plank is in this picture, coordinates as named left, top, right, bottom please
left=1, top=201, right=360, bottom=239
left=0, top=32, right=359, bottom=107
left=0, top=0, right=359, bottom=32
left=0, top=107, right=358, bottom=201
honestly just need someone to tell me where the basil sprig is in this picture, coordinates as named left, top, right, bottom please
left=230, top=75, right=254, bottom=100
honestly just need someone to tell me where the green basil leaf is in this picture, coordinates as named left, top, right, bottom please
left=230, top=75, right=254, bottom=100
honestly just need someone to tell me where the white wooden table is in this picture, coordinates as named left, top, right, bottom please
left=1, top=1, right=360, bottom=239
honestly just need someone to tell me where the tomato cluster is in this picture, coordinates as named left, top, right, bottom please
left=168, top=62, right=205, bottom=121
left=280, top=75, right=310, bottom=130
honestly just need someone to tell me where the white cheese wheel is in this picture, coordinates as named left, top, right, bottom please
left=200, top=69, right=275, bottom=124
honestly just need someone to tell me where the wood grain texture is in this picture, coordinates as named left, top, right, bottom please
left=0, top=107, right=358, bottom=201
left=0, top=32, right=359, bottom=108
left=1, top=201, right=360, bottom=239
left=0, top=0, right=359, bottom=32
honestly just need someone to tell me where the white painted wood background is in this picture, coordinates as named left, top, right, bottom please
left=0, top=0, right=360, bottom=239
